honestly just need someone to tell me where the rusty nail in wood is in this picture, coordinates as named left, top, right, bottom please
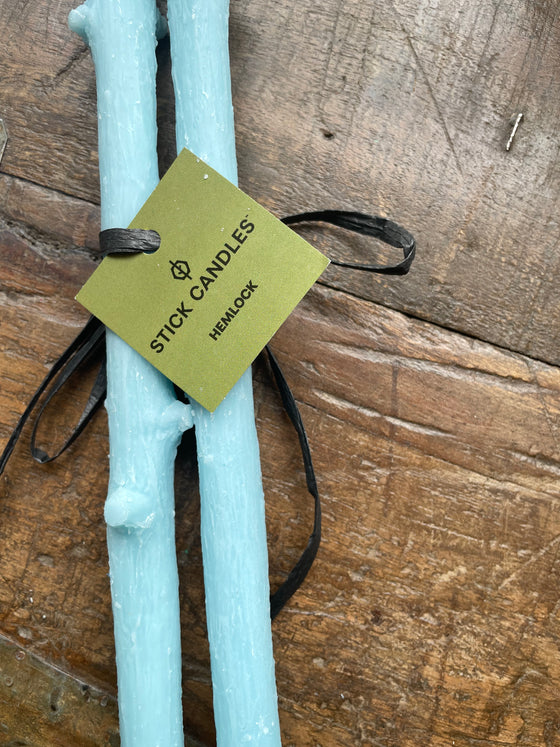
left=0, top=118, right=7, bottom=164
left=506, top=113, right=523, bottom=151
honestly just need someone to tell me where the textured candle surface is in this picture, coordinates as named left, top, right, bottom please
left=69, top=3, right=191, bottom=746
left=167, top=1, right=282, bottom=744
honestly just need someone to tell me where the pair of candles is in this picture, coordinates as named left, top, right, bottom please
left=69, top=1, right=281, bottom=744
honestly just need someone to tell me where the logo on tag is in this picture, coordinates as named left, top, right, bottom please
left=76, top=148, right=329, bottom=411
left=169, top=259, right=192, bottom=280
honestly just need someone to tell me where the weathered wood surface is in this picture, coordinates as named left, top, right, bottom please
left=1, top=0, right=560, bottom=362
left=0, top=634, right=120, bottom=746
left=1, top=0, right=560, bottom=745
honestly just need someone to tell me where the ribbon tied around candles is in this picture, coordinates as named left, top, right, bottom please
left=0, top=208, right=415, bottom=617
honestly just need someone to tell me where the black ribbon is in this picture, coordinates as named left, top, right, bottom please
left=0, top=209, right=415, bottom=618
left=266, top=346, right=321, bottom=618
left=0, top=318, right=106, bottom=473
left=99, top=228, right=161, bottom=257
left=281, top=210, right=415, bottom=274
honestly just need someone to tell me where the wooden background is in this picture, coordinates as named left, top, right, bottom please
left=1, top=0, right=560, bottom=744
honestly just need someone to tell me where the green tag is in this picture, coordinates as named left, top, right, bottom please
left=77, top=149, right=329, bottom=411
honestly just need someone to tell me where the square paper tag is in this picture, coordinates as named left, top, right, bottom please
left=77, top=148, right=329, bottom=411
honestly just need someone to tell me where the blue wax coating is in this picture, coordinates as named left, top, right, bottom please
left=167, top=1, right=282, bottom=745
left=69, top=3, right=191, bottom=746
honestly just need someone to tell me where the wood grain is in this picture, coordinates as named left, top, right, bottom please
left=2, top=0, right=560, bottom=744
left=2, top=0, right=560, bottom=362
left=3, top=215, right=560, bottom=743
left=231, top=0, right=560, bottom=364
left=0, top=633, right=119, bottom=746
left=258, top=285, right=560, bottom=746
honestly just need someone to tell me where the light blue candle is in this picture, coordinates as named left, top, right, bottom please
left=167, top=2, right=282, bottom=744
left=69, top=3, right=191, bottom=746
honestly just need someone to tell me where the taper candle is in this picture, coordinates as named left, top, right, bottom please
left=167, top=1, right=282, bottom=744
left=69, top=3, right=191, bottom=745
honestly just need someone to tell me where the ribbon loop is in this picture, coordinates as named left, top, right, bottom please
left=0, top=316, right=106, bottom=475
left=266, top=346, right=321, bottom=619
left=282, top=209, right=415, bottom=275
